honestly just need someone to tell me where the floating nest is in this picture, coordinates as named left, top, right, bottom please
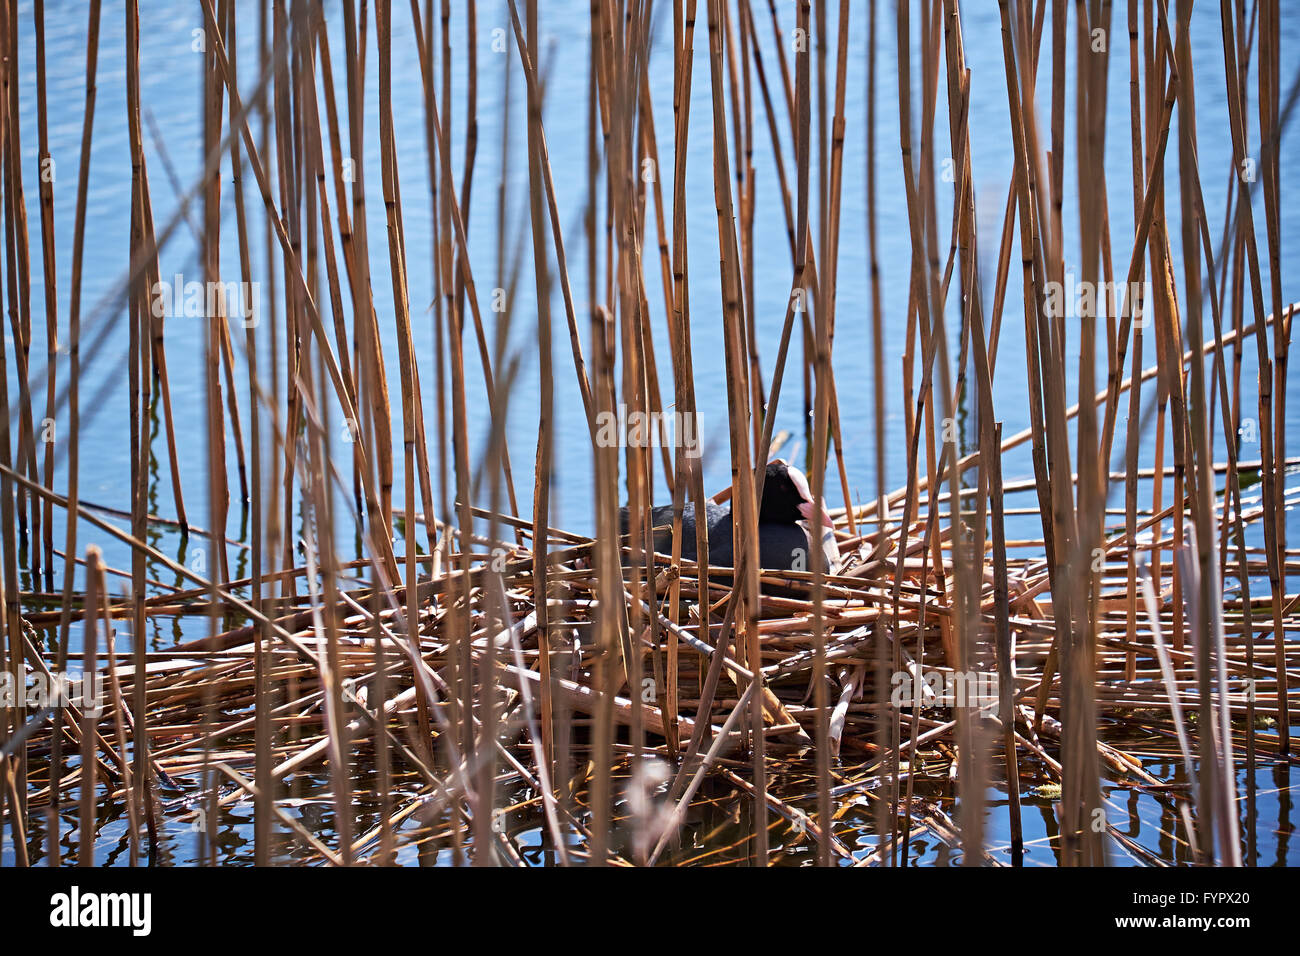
left=15, top=464, right=1298, bottom=866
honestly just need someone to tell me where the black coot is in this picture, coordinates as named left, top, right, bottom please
left=618, top=459, right=836, bottom=571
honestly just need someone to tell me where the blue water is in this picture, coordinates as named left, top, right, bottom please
left=7, top=0, right=1298, bottom=553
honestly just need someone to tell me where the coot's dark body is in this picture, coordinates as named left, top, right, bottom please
left=617, top=460, right=835, bottom=572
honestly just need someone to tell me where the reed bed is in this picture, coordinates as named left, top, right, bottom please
left=0, top=0, right=1296, bottom=867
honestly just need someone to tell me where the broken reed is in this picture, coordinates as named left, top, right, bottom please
left=0, top=0, right=1295, bottom=868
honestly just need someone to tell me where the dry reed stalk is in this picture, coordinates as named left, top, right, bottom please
left=375, top=0, right=438, bottom=804
left=1123, top=0, right=1147, bottom=685
left=704, top=0, right=770, bottom=863
left=305, top=346, right=354, bottom=863
left=77, top=545, right=104, bottom=866
left=30, top=0, right=57, bottom=595
left=124, top=0, right=164, bottom=862
left=2, top=0, right=40, bottom=595
left=1257, top=3, right=1286, bottom=768
left=46, top=0, right=103, bottom=865
left=100, top=574, right=140, bottom=866
left=515, top=0, right=557, bottom=782
left=1216, top=0, right=1288, bottom=758
left=213, top=0, right=273, bottom=864
left=339, top=0, right=395, bottom=548
left=888, top=0, right=955, bottom=862
left=0, top=0, right=30, bottom=858
left=936, top=0, right=996, bottom=864
left=199, top=0, right=227, bottom=865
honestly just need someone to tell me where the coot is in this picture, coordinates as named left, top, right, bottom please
left=618, top=459, right=836, bottom=572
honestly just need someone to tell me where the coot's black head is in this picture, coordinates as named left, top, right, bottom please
left=760, top=459, right=833, bottom=528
